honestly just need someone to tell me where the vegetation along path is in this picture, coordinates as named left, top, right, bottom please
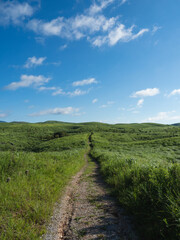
left=43, top=145, right=138, bottom=240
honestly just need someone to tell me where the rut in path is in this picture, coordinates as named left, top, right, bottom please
left=43, top=152, right=138, bottom=240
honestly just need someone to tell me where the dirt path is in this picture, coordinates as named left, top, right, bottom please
left=43, top=153, right=138, bottom=240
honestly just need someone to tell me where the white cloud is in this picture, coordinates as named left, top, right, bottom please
left=27, top=17, right=65, bottom=36
left=0, top=113, right=8, bottom=118
left=152, top=25, right=161, bottom=34
left=35, top=37, right=45, bottom=45
left=0, top=0, right=148, bottom=47
left=59, top=44, right=68, bottom=50
left=24, top=56, right=46, bottom=68
left=52, top=88, right=88, bottom=97
left=27, top=14, right=117, bottom=40
left=29, top=107, right=79, bottom=117
left=100, top=101, right=114, bottom=108
left=0, top=0, right=35, bottom=26
left=68, top=89, right=88, bottom=97
left=49, top=61, right=61, bottom=66
left=131, top=88, right=160, bottom=98
left=92, top=98, right=98, bottom=103
left=92, top=25, right=149, bottom=46
left=120, top=0, right=127, bottom=5
left=5, top=75, right=51, bottom=90
left=72, top=78, right=97, bottom=86
left=52, top=89, right=65, bottom=96
left=168, top=89, right=180, bottom=97
left=38, top=86, right=57, bottom=91
left=26, top=1, right=148, bottom=47
left=145, top=111, right=180, bottom=123
left=88, top=0, right=115, bottom=15
left=137, top=99, right=144, bottom=107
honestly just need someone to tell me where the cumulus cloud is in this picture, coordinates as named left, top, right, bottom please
left=0, top=0, right=148, bottom=47
left=92, top=98, right=98, bottom=103
left=72, top=78, right=97, bottom=87
left=168, top=89, right=180, bottom=97
left=27, top=14, right=117, bottom=40
left=131, top=88, right=160, bottom=98
left=29, top=107, right=79, bottom=116
left=26, top=0, right=148, bottom=47
left=0, top=0, right=35, bottom=26
left=24, top=56, right=46, bottom=68
left=5, top=75, right=51, bottom=90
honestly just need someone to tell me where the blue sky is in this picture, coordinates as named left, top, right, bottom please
left=0, top=0, right=180, bottom=124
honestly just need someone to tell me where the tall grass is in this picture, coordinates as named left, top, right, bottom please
left=0, top=127, right=89, bottom=239
left=0, top=122, right=180, bottom=239
left=0, top=150, right=86, bottom=239
left=90, top=132, right=180, bottom=240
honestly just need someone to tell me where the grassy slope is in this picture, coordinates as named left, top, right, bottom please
left=0, top=122, right=180, bottom=239
left=0, top=123, right=89, bottom=239
left=90, top=125, right=180, bottom=240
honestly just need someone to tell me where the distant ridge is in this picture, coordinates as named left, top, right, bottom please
left=0, top=121, right=180, bottom=126
left=11, top=121, right=29, bottom=124
left=172, top=123, right=180, bottom=126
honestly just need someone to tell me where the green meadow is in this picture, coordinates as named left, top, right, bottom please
left=0, top=121, right=180, bottom=239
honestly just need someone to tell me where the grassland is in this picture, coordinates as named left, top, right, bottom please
left=0, top=122, right=89, bottom=239
left=0, top=121, right=180, bottom=239
left=90, top=124, right=180, bottom=240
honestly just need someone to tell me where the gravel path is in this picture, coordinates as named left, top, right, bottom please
left=43, top=154, right=138, bottom=240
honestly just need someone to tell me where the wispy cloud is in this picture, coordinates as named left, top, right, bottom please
left=152, top=25, right=162, bottom=34
left=0, top=1, right=148, bottom=47
left=38, top=86, right=57, bottom=91
left=131, top=88, right=160, bottom=98
left=91, top=25, right=149, bottom=47
left=5, top=75, right=51, bottom=90
left=27, top=14, right=117, bottom=39
left=0, top=0, right=35, bottom=26
left=29, top=107, right=79, bottom=116
left=137, top=99, right=144, bottom=107
left=35, top=36, right=45, bottom=45
left=120, top=0, right=127, bottom=5
left=26, top=0, right=148, bottom=47
left=145, top=111, right=180, bottom=123
left=52, top=88, right=88, bottom=97
left=72, top=78, right=97, bottom=86
left=52, top=89, right=65, bottom=96
left=88, top=0, right=115, bottom=15
left=0, top=112, right=8, bottom=118
left=24, top=56, right=46, bottom=68
left=59, top=44, right=68, bottom=50
left=168, top=89, right=180, bottom=97
left=100, top=101, right=114, bottom=108
left=92, top=98, right=98, bottom=103
left=68, top=89, right=88, bottom=97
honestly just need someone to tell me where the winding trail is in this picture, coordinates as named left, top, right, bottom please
left=43, top=147, right=138, bottom=240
